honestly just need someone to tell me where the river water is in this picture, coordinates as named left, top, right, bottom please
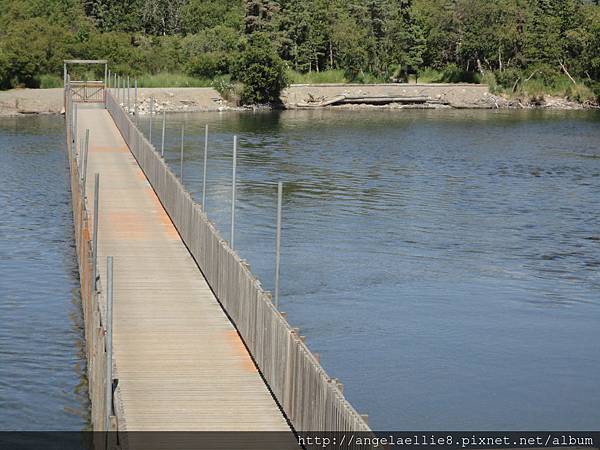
left=0, top=116, right=89, bottom=430
left=1, top=109, right=599, bottom=430
left=143, top=109, right=600, bottom=430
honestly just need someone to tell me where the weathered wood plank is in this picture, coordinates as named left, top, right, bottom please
left=76, top=104, right=291, bottom=432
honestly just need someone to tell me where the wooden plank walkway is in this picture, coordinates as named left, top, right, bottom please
left=77, top=103, right=291, bottom=431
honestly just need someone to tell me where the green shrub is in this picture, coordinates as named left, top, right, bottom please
left=0, top=48, right=10, bottom=89
left=186, top=52, right=231, bottom=78
left=588, top=81, right=600, bottom=103
left=440, top=64, right=479, bottom=83
left=212, top=75, right=243, bottom=105
left=480, top=72, right=498, bottom=93
left=232, top=33, right=288, bottom=105
left=517, top=78, right=547, bottom=103
left=39, top=74, right=63, bottom=88
left=494, top=68, right=521, bottom=91
left=416, top=68, right=444, bottom=83
left=566, top=83, right=596, bottom=103
left=181, top=26, right=240, bottom=56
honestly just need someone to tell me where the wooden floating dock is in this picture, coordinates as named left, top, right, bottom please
left=76, top=103, right=290, bottom=431
left=64, top=69, right=370, bottom=439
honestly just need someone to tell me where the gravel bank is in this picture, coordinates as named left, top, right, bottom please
left=0, top=84, right=592, bottom=116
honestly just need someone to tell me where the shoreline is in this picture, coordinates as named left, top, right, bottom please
left=0, top=85, right=595, bottom=117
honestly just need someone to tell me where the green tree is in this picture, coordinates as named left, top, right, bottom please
left=83, top=0, right=143, bottom=32
left=244, top=0, right=279, bottom=35
left=383, top=0, right=426, bottom=80
left=232, top=33, right=288, bottom=104
left=181, top=0, right=243, bottom=34
left=331, top=12, right=370, bottom=80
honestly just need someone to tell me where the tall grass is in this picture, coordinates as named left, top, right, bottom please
left=287, top=69, right=348, bottom=84
left=493, top=72, right=597, bottom=103
left=39, top=74, right=63, bottom=88
left=137, top=73, right=213, bottom=88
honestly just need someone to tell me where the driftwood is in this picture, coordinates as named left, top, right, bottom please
left=337, top=95, right=429, bottom=104
left=296, top=94, right=347, bottom=107
left=296, top=94, right=434, bottom=108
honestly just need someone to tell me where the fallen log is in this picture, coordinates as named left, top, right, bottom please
left=296, top=94, right=431, bottom=107
left=296, top=94, right=347, bottom=107
left=337, top=95, right=429, bottom=104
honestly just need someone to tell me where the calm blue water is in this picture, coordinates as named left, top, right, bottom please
left=142, top=109, right=600, bottom=430
left=0, top=116, right=89, bottom=430
left=1, top=110, right=599, bottom=431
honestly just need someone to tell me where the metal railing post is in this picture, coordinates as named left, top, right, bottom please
left=180, top=124, right=184, bottom=181
left=231, top=136, right=237, bottom=249
left=105, top=256, right=114, bottom=430
left=82, top=129, right=90, bottom=199
left=92, top=174, right=100, bottom=292
left=275, top=181, right=283, bottom=308
left=73, top=103, right=78, bottom=144
left=161, top=111, right=166, bottom=157
left=134, top=79, right=138, bottom=120
left=127, top=76, right=130, bottom=112
left=149, top=97, right=153, bottom=143
left=202, top=124, right=208, bottom=211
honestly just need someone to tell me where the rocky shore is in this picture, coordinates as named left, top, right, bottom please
left=0, top=87, right=230, bottom=116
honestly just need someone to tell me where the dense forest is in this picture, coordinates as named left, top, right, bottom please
left=1, top=0, right=599, bottom=104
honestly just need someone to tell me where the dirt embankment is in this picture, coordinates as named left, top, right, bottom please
left=282, top=83, right=590, bottom=110
left=0, top=88, right=65, bottom=116
left=0, top=84, right=591, bottom=116
left=0, top=87, right=226, bottom=116
left=282, top=83, right=495, bottom=109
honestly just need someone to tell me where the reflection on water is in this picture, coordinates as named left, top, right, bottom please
left=0, top=116, right=89, bottom=430
left=143, top=109, right=600, bottom=430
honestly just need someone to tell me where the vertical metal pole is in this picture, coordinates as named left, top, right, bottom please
left=117, top=76, right=120, bottom=103
left=114, top=73, right=117, bottom=96
left=73, top=103, right=78, bottom=144
left=104, top=64, right=108, bottom=104
left=83, top=129, right=90, bottom=178
left=71, top=99, right=77, bottom=143
left=105, top=256, right=114, bottom=429
left=107, top=70, right=111, bottom=89
left=91, top=174, right=100, bottom=292
left=127, top=76, right=130, bottom=112
left=63, top=63, right=67, bottom=110
left=180, top=124, right=184, bottom=181
left=275, top=181, right=283, bottom=309
left=149, top=97, right=153, bottom=143
left=161, top=111, right=166, bottom=157
left=231, top=136, right=237, bottom=249
left=202, top=124, right=208, bottom=211
left=82, top=129, right=90, bottom=199
left=134, top=79, right=138, bottom=119
left=79, top=138, right=84, bottom=168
